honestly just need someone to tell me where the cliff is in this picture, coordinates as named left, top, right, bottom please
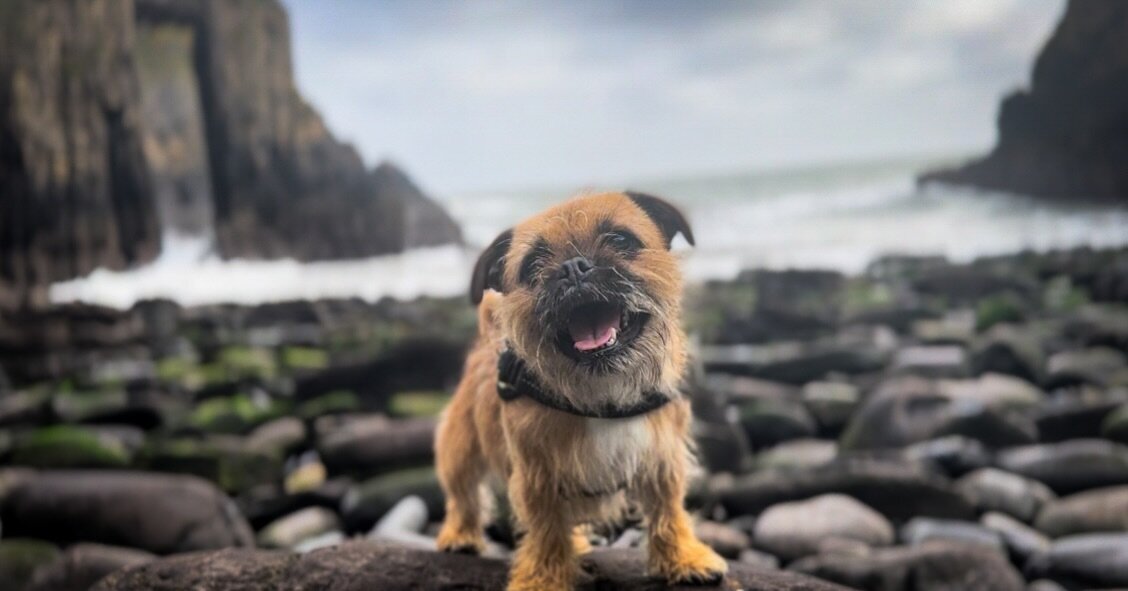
left=0, top=0, right=462, bottom=308
left=919, top=0, right=1128, bottom=200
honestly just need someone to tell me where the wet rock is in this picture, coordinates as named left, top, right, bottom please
left=901, top=518, right=1004, bottom=552
left=752, top=494, right=894, bottom=560
left=701, top=339, right=888, bottom=385
left=718, top=458, right=975, bottom=523
left=340, top=467, right=443, bottom=533
left=790, top=541, right=1025, bottom=591
left=1034, top=485, right=1128, bottom=537
left=316, top=415, right=436, bottom=477
left=25, top=543, right=155, bottom=591
left=735, top=398, right=817, bottom=450
left=92, top=541, right=853, bottom=591
left=0, top=539, right=60, bottom=591
left=801, top=381, right=859, bottom=437
left=695, top=521, right=751, bottom=559
left=981, top=512, right=1049, bottom=563
left=755, top=439, right=838, bottom=471
left=1046, top=347, right=1127, bottom=389
left=0, top=470, right=254, bottom=553
left=971, top=325, right=1045, bottom=384
left=139, top=435, right=283, bottom=494
left=8, top=425, right=135, bottom=469
left=955, top=468, right=1056, bottom=522
left=245, top=417, right=306, bottom=456
left=1025, top=533, right=1128, bottom=588
left=892, top=346, right=969, bottom=378
left=257, top=507, right=342, bottom=549
left=996, top=439, right=1128, bottom=494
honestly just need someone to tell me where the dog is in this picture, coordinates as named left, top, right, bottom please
left=434, top=191, right=727, bottom=590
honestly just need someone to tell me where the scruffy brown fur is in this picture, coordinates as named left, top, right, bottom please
left=434, top=192, right=726, bottom=590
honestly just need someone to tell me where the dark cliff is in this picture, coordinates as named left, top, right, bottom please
left=0, top=0, right=462, bottom=307
left=919, top=0, right=1128, bottom=200
left=0, top=0, right=160, bottom=308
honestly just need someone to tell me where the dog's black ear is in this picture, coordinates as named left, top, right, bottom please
left=470, top=229, right=514, bottom=305
left=626, top=191, right=695, bottom=248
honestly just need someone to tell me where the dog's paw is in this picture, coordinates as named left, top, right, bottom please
left=436, top=528, right=486, bottom=555
left=655, top=542, right=728, bottom=586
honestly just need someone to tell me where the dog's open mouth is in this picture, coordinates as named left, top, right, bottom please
left=557, top=301, right=649, bottom=359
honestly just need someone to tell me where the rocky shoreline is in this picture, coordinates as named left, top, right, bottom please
left=2, top=245, right=1128, bottom=590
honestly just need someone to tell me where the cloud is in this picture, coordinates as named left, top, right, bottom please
left=282, top=0, right=1065, bottom=193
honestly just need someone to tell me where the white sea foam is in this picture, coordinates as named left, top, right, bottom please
left=50, top=160, right=1128, bottom=309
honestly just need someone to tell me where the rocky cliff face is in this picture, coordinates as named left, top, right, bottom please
left=0, top=0, right=161, bottom=308
left=920, top=1, right=1128, bottom=200
left=0, top=0, right=462, bottom=308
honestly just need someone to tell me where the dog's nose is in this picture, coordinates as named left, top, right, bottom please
left=558, top=256, right=594, bottom=284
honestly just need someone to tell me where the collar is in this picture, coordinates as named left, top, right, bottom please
left=496, top=346, right=671, bottom=419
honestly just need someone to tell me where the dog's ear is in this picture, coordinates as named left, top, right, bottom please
left=470, top=229, right=514, bottom=305
left=625, top=191, right=695, bottom=248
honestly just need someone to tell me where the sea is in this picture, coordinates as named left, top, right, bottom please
left=50, top=156, right=1128, bottom=308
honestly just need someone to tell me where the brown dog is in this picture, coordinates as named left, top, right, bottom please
left=434, top=191, right=726, bottom=590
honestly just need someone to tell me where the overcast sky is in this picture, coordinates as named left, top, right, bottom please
left=281, top=0, right=1064, bottom=194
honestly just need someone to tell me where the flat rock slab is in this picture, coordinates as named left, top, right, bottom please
left=93, top=541, right=855, bottom=591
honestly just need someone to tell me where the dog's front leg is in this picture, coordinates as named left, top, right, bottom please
left=507, top=468, right=576, bottom=591
left=638, top=457, right=727, bottom=585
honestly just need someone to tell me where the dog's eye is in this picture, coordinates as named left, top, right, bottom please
left=519, top=243, right=551, bottom=286
left=604, top=230, right=642, bottom=254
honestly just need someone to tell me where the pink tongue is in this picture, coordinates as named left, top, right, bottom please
left=569, top=309, right=621, bottom=352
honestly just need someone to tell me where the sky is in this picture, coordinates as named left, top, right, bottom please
left=281, top=0, right=1065, bottom=194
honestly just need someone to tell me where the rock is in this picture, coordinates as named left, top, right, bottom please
left=996, top=439, right=1128, bottom=494
left=918, top=2, right=1128, bottom=200
left=697, top=269, right=845, bottom=344
left=293, top=531, right=345, bottom=554
left=139, top=435, right=283, bottom=494
left=8, top=425, right=135, bottom=469
left=236, top=477, right=351, bottom=531
left=316, top=415, right=436, bottom=477
left=840, top=376, right=951, bottom=450
left=1046, top=347, right=1127, bottom=389
left=738, top=548, right=781, bottom=570
left=0, top=539, right=61, bottom=591
left=911, top=311, right=976, bottom=346
left=257, top=507, right=342, bottom=549
left=245, top=417, right=306, bottom=456
left=929, top=402, right=1037, bottom=449
left=1025, top=533, right=1128, bottom=588
left=26, top=544, right=155, bottom=591
left=755, top=439, right=838, bottom=471
left=1034, top=485, right=1128, bottom=537
left=903, top=436, right=993, bottom=477
left=92, top=541, right=853, bottom=591
left=938, top=373, right=1044, bottom=409
left=701, top=338, right=888, bottom=385
left=909, top=265, right=1036, bottom=304
left=1036, top=395, right=1125, bottom=443
left=801, top=381, right=860, bottom=437
left=692, top=419, right=751, bottom=473
left=1025, top=580, right=1067, bottom=591
left=790, top=541, right=1025, bottom=591
left=340, top=467, right=443, bottom=533
left=735, top=398, right=817, bottom=450
left=1102, top=403, right=1128, bottom=444
left=971, top=325, right=1045, bottom=384
left=371, top=495, right=429, bottom=537
left=752, top=494, right=894, bottom=560
left=981, top=512, right=1049, bottom=563
left=0, top=0, right=159, bottom=307
left=892, top=346, right=969, bottom=378
left=0, top=470, right=254, bottom=553
left=719, top=459, right=976, bottom=523
left=901, top=518, right=1005, bottom=552
left=955, top=468, right=1056, bottom=522
left=695, top=521, right=751, bottom=559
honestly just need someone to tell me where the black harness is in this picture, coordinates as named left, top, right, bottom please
left=496, top=347, right=671, bottom=419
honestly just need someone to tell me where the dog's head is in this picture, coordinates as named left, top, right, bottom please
left=469, top=191, right=694, bottom=409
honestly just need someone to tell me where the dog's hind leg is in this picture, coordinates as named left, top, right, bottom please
left=435, top=394, right=488, bottom=554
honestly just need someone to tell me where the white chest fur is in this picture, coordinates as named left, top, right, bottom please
left=574, top=416, right=651, bottom=494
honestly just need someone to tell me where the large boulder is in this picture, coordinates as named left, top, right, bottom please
left=26, top=544, right=155, bottom=591
left=92, top=541, right=854, bottom=591
left=0, top=470, right=254, bottom=554
left=918, top=2, right=1128, bottom=200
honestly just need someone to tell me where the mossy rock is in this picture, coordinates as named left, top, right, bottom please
left=1042, top=275, right=1089, bottom=313
left=0, top=539, right=60, bottom=590
left=214, top=346, right=277, bottom=381
left=296, top=390, right=359, bottom=420
left=10, top=425, right=131, bottom=469
left=190, top=394, right=290, bottom=434
left=340, top=467, right=443, bottom=532
left=50, top=388, right=127, bottom=422
left=1102, top=404, right=1128, bottom=444
left=281, top=347, right=329, bottom=371
left=976, top=293, right=1027, bottom=332
left=139, top=436, right=283, bottom=494
left=388, top=391, right=450, bottom=418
